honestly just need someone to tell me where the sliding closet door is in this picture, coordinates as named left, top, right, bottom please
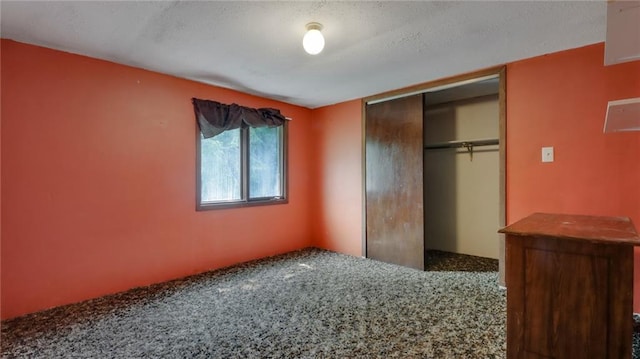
left=365, top=94, right=424, bottom=270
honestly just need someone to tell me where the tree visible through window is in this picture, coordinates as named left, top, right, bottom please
left=198, top=125, right=286, bottom=209
left=200, top=129, right=241, bottom=202
left=249, top=126, right=282, bottom=198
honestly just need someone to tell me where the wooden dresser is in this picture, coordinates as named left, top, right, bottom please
left=500, top=213, right=640, bottom=358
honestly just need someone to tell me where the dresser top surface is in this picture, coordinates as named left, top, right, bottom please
left=499, top=212, right=640, bottom=245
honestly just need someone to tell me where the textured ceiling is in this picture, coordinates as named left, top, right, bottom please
left=1, top=1, right=606, bottom=108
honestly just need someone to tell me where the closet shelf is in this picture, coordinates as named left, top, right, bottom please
left=424, top=138, right=499, bottom=150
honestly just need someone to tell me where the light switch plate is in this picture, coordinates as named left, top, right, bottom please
left=542, top=147, right=554, bottom=163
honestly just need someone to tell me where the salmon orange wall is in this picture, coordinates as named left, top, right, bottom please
left=310, top=101, right=363, bottom=257
left=505, top=43, right=640, bottom=309
left=0, top=40, right=3, bottom=318
left=1, top=40, right=313, bottom=319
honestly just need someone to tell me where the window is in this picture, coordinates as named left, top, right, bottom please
left=197, top=124, right=287, bottom=209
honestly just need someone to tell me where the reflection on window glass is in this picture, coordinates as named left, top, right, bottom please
left=249, top=127, right=281, bottom=198
left=200, top=129, right=241, bottom=202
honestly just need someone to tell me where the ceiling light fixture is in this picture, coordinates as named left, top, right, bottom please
left=303, top=22, right=325, bottom=55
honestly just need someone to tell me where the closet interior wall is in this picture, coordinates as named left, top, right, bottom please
left=423, top=92, right=500, bottom=259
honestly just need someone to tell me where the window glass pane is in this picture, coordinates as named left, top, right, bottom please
left=249, top=126, right=282, bottom=198
left=200, top=129, right=241, bottom=202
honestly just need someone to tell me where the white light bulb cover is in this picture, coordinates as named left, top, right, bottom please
left=303, top=23, right=324, bottom=55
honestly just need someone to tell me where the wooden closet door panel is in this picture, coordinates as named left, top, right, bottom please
left=365, top=94, right=424, bottom=270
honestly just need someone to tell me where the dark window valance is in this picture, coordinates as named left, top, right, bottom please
left=192, top=98, right=287, bottom=138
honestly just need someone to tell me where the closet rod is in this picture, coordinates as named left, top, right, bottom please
left=424, top=138, right=499, bottom=150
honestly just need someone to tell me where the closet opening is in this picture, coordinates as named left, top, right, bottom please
left=423, top=77, right=500, bottom=268
left=363, top=67, right=506, bottom=286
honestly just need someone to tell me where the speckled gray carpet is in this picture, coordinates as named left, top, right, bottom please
left=425, top=250, right=499, bottom=272
left=2, top=248, right=507, bottom=358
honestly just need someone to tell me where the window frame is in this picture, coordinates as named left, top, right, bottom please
left=196, top=123, right=288, bottom=210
